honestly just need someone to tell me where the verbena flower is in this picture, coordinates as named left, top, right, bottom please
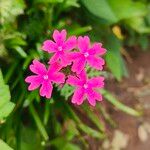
left=26, top=29, right=106, bottom=106
left=67, top=71, right=104, bottom=106
left=25, top=60, right=65, bottom=98
left=42, top=29, right=77, bottom=66
left=70, top=36, right=106, bottom=74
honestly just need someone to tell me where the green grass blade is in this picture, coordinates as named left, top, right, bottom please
left=101, top=89, right=142, bottom=117
left=29, top=103, right=49, bottom=141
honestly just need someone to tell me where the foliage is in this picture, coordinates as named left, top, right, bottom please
left=0, top=0, right=149, bottom=149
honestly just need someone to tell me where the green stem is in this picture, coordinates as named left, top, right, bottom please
left=29, top=103, right=49, bottom=141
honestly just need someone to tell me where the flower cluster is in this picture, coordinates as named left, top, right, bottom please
left=25, top=29, right=106, bottom=106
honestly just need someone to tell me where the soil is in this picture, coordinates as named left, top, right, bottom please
left=103, top=49, right=150, bottom=150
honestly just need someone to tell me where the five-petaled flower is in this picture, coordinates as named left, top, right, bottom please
left=42, top=29, right=77, bottom=66
left=70, top=36, right=106, bottom=74
left=67, top=71, right=104, bottom=106
left=25, top=60, right=65, bottom=98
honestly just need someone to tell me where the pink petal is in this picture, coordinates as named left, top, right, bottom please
left=71, top=58, right=86, bottom=74
left=50, top=72, right=65, bottom=84
left=87, top=56, right=105, bottom=70
left=71, top=88, right=84, bottom=105
left=78, top=70, right=87, bottom=82
left=40, top=81, right=53, bottom=99
left=87, top=90, right=102, bottom=106
left=53, top=29, right=66, bottom=45
left=68, top=52, right=82, bottom=61
left=42, top=40, right=57, bottom=53
left=60, top=54, right=72, bottom=67
left=29, top=60, right=47, bottom=75
left=86, top=89, right=102, bottom=106
left=25, top=75, right=42, bottom=91
left=48, top=53, right=59, bottom=64
left=63, top=36, right=77, bottom=51
left=88, top=77, right=104, bottom=88
left=48, top=62, right=63, bottom=73
left=78, top=36, right=90, bottom=53
left=67, top=75, right=83, bottom=86
left=88, top=43, right=107, bottom=55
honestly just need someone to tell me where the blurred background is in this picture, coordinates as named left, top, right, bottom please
left=0, top=0, right=150, bottom=150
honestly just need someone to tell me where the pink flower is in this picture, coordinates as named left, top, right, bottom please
left=70, top=36, right=106, bottom=74
left=25, top=60, right=65, bottom=99
left=67, top=71, right=104, bottom=106
left=42, top=29, right=77, bottom=66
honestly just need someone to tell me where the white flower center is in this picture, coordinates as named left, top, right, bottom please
left=58, top=46, right=62, bottom=51
left=84, top=52, right=89, bottom=58
left=43, top=75, right=48, bottom=80
left=83, top=84, right=88, bottom=89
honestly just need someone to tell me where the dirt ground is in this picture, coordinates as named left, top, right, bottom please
left=103, top=49, right=150, bottom=150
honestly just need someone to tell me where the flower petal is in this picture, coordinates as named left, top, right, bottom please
left=40, top=81, right=53, bottom=99
left=77, top=70, right=87, bottom=83
left=72, top=88, right=84, bottom=105
left=42, top=40, right=57, bottom=53
left=87, top=89, right=102, bottom=106
left=87, top=56, right=105, bottom=70
left=25, top=75, right=42, bottom=91
left=60, top=54, right=72, bottom=67
left=63, top=36, right=77, bottom=51
left=48, top=53, right=59, bottom=64
left=50, top=72, right=65, bottom=84
left=86, top=89, right=102, bottom=106
left=78, top=36, right=90, bottom=53
left=29, top=60, right=47, bottom=75
left=48, top=62, right=63, bottom=74
left=67, top=75, right=83, bottom=86
left=88, top=77, right=104, bottom=88
left=68, top=52, right=82, bottom=61
left=88, top=43, right=107, bottom=55
left=53, top=29, right=66, bottom=45
left=71, top=58, right=86, bottom=74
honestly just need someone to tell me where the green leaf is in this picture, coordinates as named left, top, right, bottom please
left=125, top=17, right=150, bottom=33
left=0, top=85, right=11, bottom=107
left=20, top=126, right=44, bottom=150
left=60, top=84, right=74, bottom=100
left=13, top=46, right=27, bottom=58
left=0, top=102, right=15, bottom=120
left=34, top=0, right=63, bottom=4
left=0, top=71, right=4, bottom=85
left=79, top=124, right=105, bottom=139
left=101, top=89, right=142, bottom=116
left=64, top=0, right=80, bottom=8
left=69, top=26, right=92, bottom=35
left=62, top=143, right=80, bottom=150
left=0, top=139, right=13, bottom=150
left=82, top=104, right=105, bottom=132
left=0, top=70, right=15, bottom=121
left=81, top=0, right=147, bottom=24
left=105, top=35, right=127, bottom=81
